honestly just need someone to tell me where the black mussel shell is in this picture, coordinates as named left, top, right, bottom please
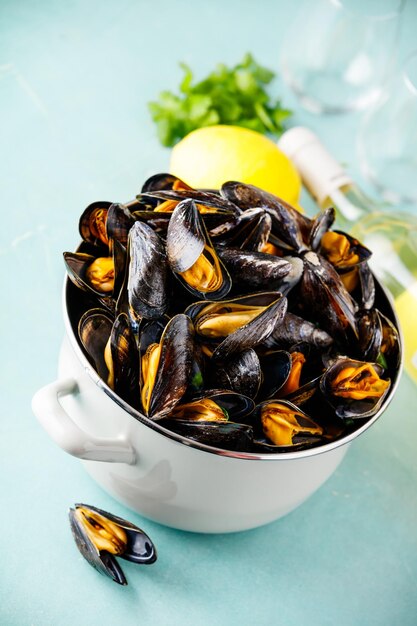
left=79, top=201, right=112, bottom=247
left=142, top=188, right=241, bottom=216
left=106, top=203, right=135, bottom=246
left=170, top=389, right=255, bottom=423
left=166, top=199, right=232, bottom=301
left=220, top=181, right=309, bottom=252
left=309, top=208, right=335, bottom=251
left=128, top=221, right=168, bottom=320
left=108, top=313, right=139, bottom=406
left=211, top=349, right=262, bottom=399
left=258, top=350, right=292, bottom=399
left=64, top=239, right=126, bottom=309
left=216, top=207, right=272, bottom=251
left=69, top=503, right=156, bottom=586
left=357, top=262, right=375, bottom=310
left=75, top=504, right=157, bottom=565
left=299, top=251, right=358, bottom=340
left=357, top=308, right=382, bottom=362
left=217, top=248, right=292, bottom=291
left=162, top=420, right=253, bottom=452
left=212, top=294, right=288, bottom=362
left=261, top=311, right=333, bottom=351
left=141, top=172, right=191, bottom=192
left=320, top=356, right=391, bottom=420
left=141, top=314, right=194, bottom=419
left=252, top=400, right=325, bottom=451
left=320, top=229, right=372, bottom=270
left=78, top=308, right=114, bottom=381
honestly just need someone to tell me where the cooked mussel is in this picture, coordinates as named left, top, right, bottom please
left=185, top=292, right=288, bottom=361
left=320, top=230, right=372, bottom=269
left=253, top=400, right=325, bottom=450
left=166, top=199, right=232, bottom=300
left=69, top=503, right=157, bottom=585
left=64, top=238, right=126, bottom=310
left=320, top=356, right=391, bottom=420
left=79, top=310, right=138, bottom=405
left=79, top=201, right=112, bottom=247
left=299, top=251, right=358, bottom=340
left=140, top=314, right=194, bottom=419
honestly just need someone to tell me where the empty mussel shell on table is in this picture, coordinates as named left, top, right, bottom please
left=69, top=503, right=157, bottom=585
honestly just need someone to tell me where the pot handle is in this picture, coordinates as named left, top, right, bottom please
left=32, top=378, right=136, bottom=465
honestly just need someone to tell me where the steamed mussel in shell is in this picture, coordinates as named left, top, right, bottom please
left=64, top=175, right=400, bottom=453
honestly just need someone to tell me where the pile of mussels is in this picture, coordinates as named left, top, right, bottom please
left=64, top=174, right=401, bottom=453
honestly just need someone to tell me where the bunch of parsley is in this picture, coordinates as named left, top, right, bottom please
left=148, top=53, right=292, bottom=147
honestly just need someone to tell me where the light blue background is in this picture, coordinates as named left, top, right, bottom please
left=1, top=1, right=417, bottom=625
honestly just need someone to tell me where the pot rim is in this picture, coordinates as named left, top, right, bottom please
left=63, top=272, right=403, bottom=461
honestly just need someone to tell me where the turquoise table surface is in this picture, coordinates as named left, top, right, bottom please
left=1, top=1, right=417, bottom=624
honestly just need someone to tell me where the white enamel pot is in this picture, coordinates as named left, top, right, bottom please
left=32, top=277, right=402, bottom=533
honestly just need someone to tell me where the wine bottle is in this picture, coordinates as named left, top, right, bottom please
left=278, top=126, right=417, bottom=385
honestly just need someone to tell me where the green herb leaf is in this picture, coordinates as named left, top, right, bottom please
left=148, top=54, right=292, bottom=147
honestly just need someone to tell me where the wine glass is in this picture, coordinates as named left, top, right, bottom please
left=358, top=49, right=417, bottom=207
left=280, top=0, right=404, bottom=114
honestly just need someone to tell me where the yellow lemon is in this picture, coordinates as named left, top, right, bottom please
left=169, top=125, right=301, bottom=204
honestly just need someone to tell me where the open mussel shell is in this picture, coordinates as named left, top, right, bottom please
left=299, top=251, right=358, bottom=340
left=107, top=313, right=139, bottom=406
left=216, top=207, right=272, bottom=251
left=79, top=308, right=114, bottom=381
left=212, top=294, right=287, bottom=362
left=140, top=314, right=194, bottom=419
left=185, top=292, right=288, bottom=362
left=309, top=207, right=336, bottom=251
left=357, top=308, right=383, bottom=362
left=106, top=203, right=135, bottom=246
left=64, top=239, right=126, bottom=309
left=320, top=229, right=372, bottom=270
left=320, top=356, right=391, bottom=420
left=166, top=199, right=232, bottom=301
left=252, top=400, right=325, bottom=451
left=257, top=350, right=292, bottom=399
left=79, top=201, right=112, bottom=247
left=217, top=248, right=292, bottom=291
left=69, top=503, right=157, bottom=586
left=141, top=172, right=192, bottom=192
left=170, top=390, right=255, bottom=422
left=79, top=310, right=138, bottom=404
left=127, top=221, right=168, bottom=320
left=162, top=420, right=253, bottom=452
left=142, top=187, right=241, bottom=216
left=358, top=308, right=400, bottom=370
